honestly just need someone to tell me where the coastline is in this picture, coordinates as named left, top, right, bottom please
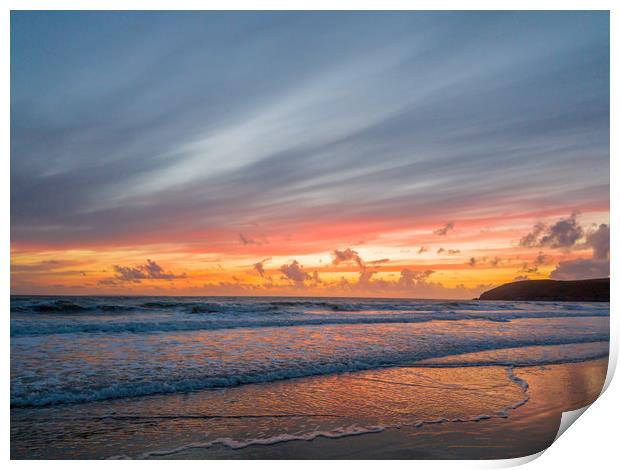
left=146, top=358, right=608, bottom=460
left=11, top=356, right=608, bottom=459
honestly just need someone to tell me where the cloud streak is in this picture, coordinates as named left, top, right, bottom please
left=11, top=12, right=609, bottom=252
left=103, top=259, right=186, bottom=284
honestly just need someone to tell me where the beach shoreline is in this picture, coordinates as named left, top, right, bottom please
left=145, top=358, right=608, bottom=460
left=11, top=357, right=608, bottom=460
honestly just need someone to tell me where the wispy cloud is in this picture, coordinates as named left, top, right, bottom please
left=433, top=222, right=455, bottom=236
left=253, top=258, right=271, bottom=278
left=101, top=259, right=186, bottom=284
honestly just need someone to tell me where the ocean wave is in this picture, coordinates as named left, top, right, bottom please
left=10, top=338, right=608, bottom=408
left=12, top=296, right=609, bottom=316
left=24, top=300, right=90, bottom=313
left=10, top=309, right=609, bottom=337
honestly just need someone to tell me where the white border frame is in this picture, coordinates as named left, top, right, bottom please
left=3, top=2, right=616, bottom=468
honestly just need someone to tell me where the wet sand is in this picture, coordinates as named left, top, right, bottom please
left=147, top=359, right=608, bottom=460
left=11, top=358, right=607, bottom=459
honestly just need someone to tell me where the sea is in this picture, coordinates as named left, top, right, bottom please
left=10, top=295, right=610, bottom=459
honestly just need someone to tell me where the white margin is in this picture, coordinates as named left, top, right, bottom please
left=3, top=1, right=617, bottom=468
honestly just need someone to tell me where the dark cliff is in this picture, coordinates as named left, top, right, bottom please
left=478, top=278, right=609, bottom=302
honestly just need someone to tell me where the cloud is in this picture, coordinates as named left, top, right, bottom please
left=519, top=222, right=546, bottom=247
left=518, top=251, right=549, bottom=274
left=544, top=222, right=609, bottom=280
left=513, top=275, right=529, bottom=281
left=540, top=214, right=584, bottom=248
left=550, top=258, right=609, bottom=280
left=367, top=258, right=389, bottom=265
left=239, top=233, right=267, bottom=246
left=534, top=252, right=550, bottom=265
left=399, top=268, right=434, bottom=287
left=519, top=262, right=539, bottom=274
left=418, top=246, right=429, bottom=254
left=280, top=260, right=311, bottom=285
left=434, top=222, right=454, bottom=236
left=332, top=248, right=364, bottom=268
left=548, top=223, right=609, bottom=280
left=587, top=223, right=609, bottom=260
left=10, top=13, right=609, bottom=255
left=10, top=259, right=80, bottom=273
left=468, top=257, right=477, bottom=267
left=358, top=269, right=375, bottom=286
left=520, top=213, right=584, bottom=249
left=253, top=258, right=271, bottom=278
left=437, top=248, right=461, bottom=255
left=108, top=259, right=186, bottom=283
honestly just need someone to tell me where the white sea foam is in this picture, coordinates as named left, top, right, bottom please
left=131, top=425, right=386, bottom=459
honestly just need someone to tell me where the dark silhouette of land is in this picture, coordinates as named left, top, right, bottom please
left=478, top=278, right=609, bottom=302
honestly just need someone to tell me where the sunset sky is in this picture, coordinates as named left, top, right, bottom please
left=10, top=11, right=609, bottom=298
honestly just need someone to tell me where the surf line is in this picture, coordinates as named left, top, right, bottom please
left=113, top=366, right=531, bottom=459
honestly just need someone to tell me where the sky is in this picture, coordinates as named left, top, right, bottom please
left=10, top=11, right=610, bottom=298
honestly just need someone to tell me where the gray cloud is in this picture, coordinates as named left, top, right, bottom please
left=332, top=248, right=364, bottom=268
left=518, top=252, right=550, bottom=274
left=358, top=269, right=375, bottom=286
left=534, top=252, right=550, bottom=265
left=520, top=213, right=584, bottom=249
left=548, top=223, right=609, bottom=280
left=587, top=223, right=610, bottom=260
left=253, top=258, right=271, bottom=278
left=279, top=260, right=311, bottom=285
left=107, top=259, right=186, bottom=283
left=10, top=259, right=80, bottom=272
left=399, top=268, right=434, bottom=287
left=433, top=222, right=455, bottom=236
left=437, top=248, right=461, bottom=255
left=550, top=258, right=609, bottom=280
left=519, top=222, right=546, bottom=247
left=239, top=233, right=268, bottom=246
